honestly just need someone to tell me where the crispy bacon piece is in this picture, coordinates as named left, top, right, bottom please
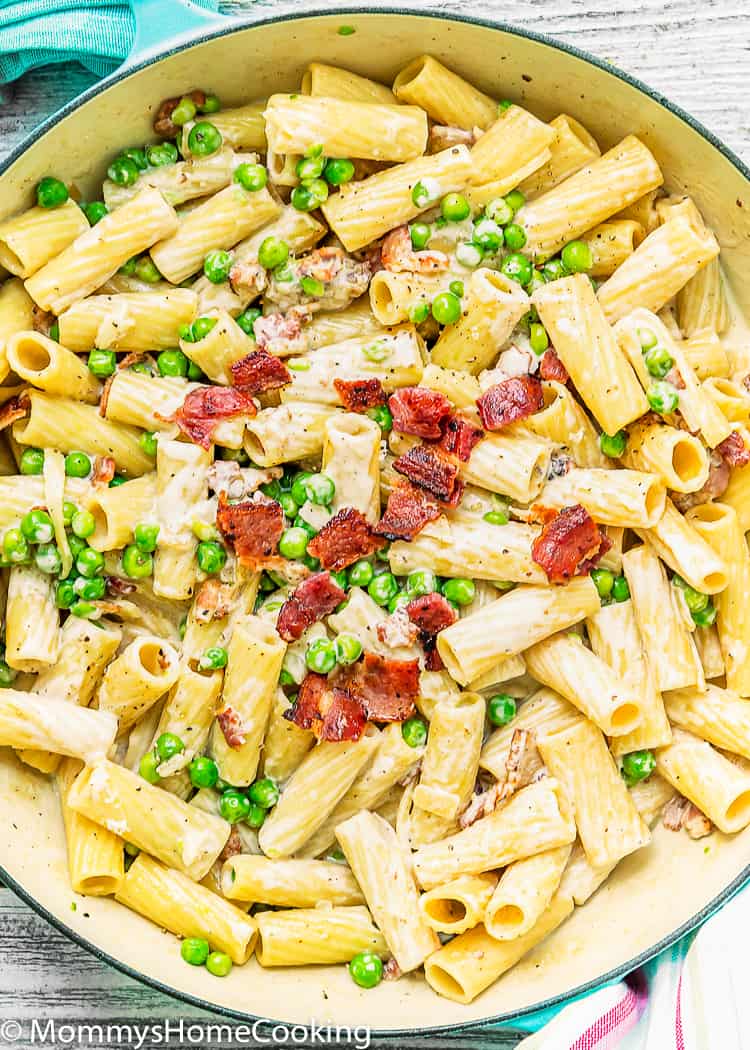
left=333, top=377, right=387, bottom=413
left=230, top=348, right=291, bottom=396
left=381, top=225, right=449, bottom=274
left=459, top=730, right=538, bottom=829
left=665, top=367, right=686, bottom=391
left=284, top=673, right=367, bottom=742
left=477, top=375, right=544, bottom=431
left=276, top=572, right=346, bottom=642
left=389, top=387, right=453, bottom=440
left=306, top=508, right=387, bottom=572
left=153, top=89, right=206, bottom=136
left=339, top=650, right=420, bottom=722
left=539, top=348, right=569, bottom=384
left=219, top=828, right=243, bottom=862
left=0, top=393, right=29, bottom=431
left=169, top=386, right=257, bottom=449
left=216, top=491, right=283, bottom=569
left=92, top=455, right=116, bottom=486
left=253, top=310, right=308, bottom=356
left=229, top=259, right=267, bottom=298
left=663, top=795, right=713, bottom=839
left=105, top=576, right=136, bottom=597
left=406, top=593, right=457, bottom=635
left=436, top=416, right=483, bottom=462
left=531, top=504, right=611, bottom=583
left=376, top=606, right=419, bottom=649
left=374, top=480, right=441, bottom=541
left=423, top=646, right=445, bottom=671
left=194, top=579, right=233, bottom=623
left=383, top=957, right=402, bottom=981
left=216, top=706, right=246, bottom=749
left=32, top=304, right=55, bottom=334
left=717, top=430, right=750, bottom=467
left=393, top=444, right=462, bottom=505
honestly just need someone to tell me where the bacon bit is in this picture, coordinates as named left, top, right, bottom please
left=665, top=366, right=686, bottom=390
left=389, top=387, right=453, bottom=440
left=284, top=673, right=367, bottom=742
left=663, top=795, right=713, bottom=838
left=498, top=728, right=537, bottom=803
left=230, top=348, right=291, bottom=396
left=459, top=783, right=498, bottom=829
left=539, top=348, right=569, bottom=384
left=167, top=387, right=257, bottom=449
left=717, top=430, right=750, bottom=467
left=216, top=491, right=283, bottom=569
left=381, top=225, right=449, bottom=274
left=672, top=451, right=730, bottom=512
left=435, top=416, right=483, bottom=462
left=393, top=444, right=462, bottom=505
left=91, top=455, right=116, bottom=486
left=338, top=651, right=420, bottom=722
left=477, top=375, right=544, bottom=431
left=306, top=508, right=387, bottom=572
left=333, top=377, right=387, bottom=413
left=744, top=374, right=750, bottom=394
left=229, top=259, right=266, bottom=297
left=383, top=957, right=402, bottom=981
left=376, top=606, right=420, bottom=649
left=374, top=481, right=441, bottom=541
left=299, top=246, right=345, bottom=283
left=219, top=828, right=243, bottom=862
left=98, top=373, right=114, bottom=418
left=194, top=579, right=233, bottom=623
left=254, top=310, right=308, bottom=356
left=285, top=672, right=327, bottom=730
left=216, top=706, right=246, bottom=749
left=0, top=393, right=29, bottom=431
left=154, top=89, right=206, bottom=137
left=531, top=504, right=611, bottom=583
left=105, top=576, right=137, bottom=596
left=423, top=645, right=444, bottom=671
left=406, top=593, right=457, bottom=636
left=31, top=304, right=55, bottom=334
left=276, top=572, right=346, bottom=642
left=428, top=125, right=477, bottom=152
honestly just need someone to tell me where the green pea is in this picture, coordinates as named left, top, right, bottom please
left=290, top=471, right=313, bottom=506
left=34, top=543, right=62, bottom=575
left=0, top=659, right=17, bottom=686
left=408, top=302, right=430, bottom=325
left=647, top=380, right=679, bottom=415
left=87, top=348, right=117, bottom=378
left=258, top=236, right=289, bottom=270
left=169, top=95, right=197, bottom=127
left=188, top=756, right=219, bottom=789
left=387, top=593, right=409, bottom=614
left=542, top=258, right=568, bottom=282
left=328, top=570, right=347, bottom=592
left=277, top=526, right=308, bottom=560
left=334, top=633, right=363, bottom=666
left=236, top=307, right=261, bottom=337
left=290, top=184, right=316, bottom=211
left=231, top=162, right=268, bottom=193
left=485, top=198, right=514, bottom=226
left=442, top=577, right=475, bottom=607
left=611, top=575, right=630, bottom=602
left=122, top=147, right=148, bottom=171
left=449, top=280, right=465, bottom=299
left=431, top=291, right=462, bottom=326
left=132, top=522, right=159, bottom=555
left=409, top=222, right=431, bottom=250
left=139, top=750, right=161, bottom=783
left=146, top=141, right=179, bottom=166
left=347, top=559, right=374, bottom=588
left=70, top=599, right=97, bottom=620
left=323, top=157, right=355, bottom=186
left=107, top=155, right=140, bottom=187
left=196, top=540, right=227, bottom=575
left=36, top=176, right=69, bottom=208
left=65, top=451, right=91, bottom=478
left=296, top=154, right=326, bottom=181
left=157, top=349, right=190, bottom=377
left=305, top=473, right=336, bottom=506
left=691, top=602, right=717, bottom=627
left=181, top=937, right=210, bottom=966
left=349, top=951, right=383, bottom=989
left=248, top=777, right=280, bottom=809
left=406, top=569, right=437, bottom=597
left=21, top=509, right=54, bottom=544
left=294, top=516, right=317, bottom=539
left=368, top=572, right=398, bottom=607
left=219, top=789, right=251, bottom=824
left=504, top=189, right=526, bottom=214
left=192, top=316, right=218, bottom=342
left=599, top=430, right=627, bottom=458
left=3, top=528, right=28, bottom=564
left=591, top=568, right=615, bottom=599
left=119, top=256, right=138, bottom=276
left=73, top=575, right=106, bottom=601
left=122, top=543, right=153, bottom=578
left=109, top=475, right=127, bottom=487
left=203, top=249, right=232, bottom=284
left=77, top=547, right=105, bottom=578
left=62, top=501, right=77, bottom=527
left=411, top=178, right=441, bottom=209
left=440, top=192, right=470, bottom=222
left=638, top=327, right=658, bottom=351
left=337, top=24, right=356, bottom=35
left=401, top=716, right=428, bottom=748
left=139, top=431, right=158, bottom=459
left=671, top=574, right=709, bottom=614
left=501, top=252, right=533, bottom=286
left=56, top=579, right=76, bottom=609
left=488, top=693, right=517, bottom=726
left=472, top=218, right=503, bottom=253
left=134, top=256, right=161, bottom=283
left=83, top=201, right=108, bottom=225
left=187, top=121, right=223, bottom=156
left=503, top=223, right=527, bottom=251
left=455, top=242, right=484, bottom=268
left=246, top=802, right=267, bottom=829
left=198, top=646, right=228, bottom=671
left=129, top=361, right=152, bottom=375
left=19, top=447, right=45, bottom=475
left=155, top=732, right=184, bottom=763
left=71, top=509, right=96, bottom=539
left=301, top=276, right=325, bottom=297
left=483, top=509, right=510, bottom=526
left=621, top=750, right=656, bottom=787
left=306, top=637, right=337, bottom=674
left=526, top=269, right=548, bottom=295
left=561, top=240, right=593, bottom=273
left=199, top=94, right=221, bottom=114
left=643, top=346, right=673, bottom=379
left=67, top=534, right=87, bottom=560
left=529, top=323, right=549, bottom=355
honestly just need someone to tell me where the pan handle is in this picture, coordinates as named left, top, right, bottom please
left=125, top=0, right=233, bottom=69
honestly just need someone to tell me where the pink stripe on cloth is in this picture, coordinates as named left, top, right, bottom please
left=570, top=971, right=649, bottom=1050
left=675, top=972, right=685, bottom=1050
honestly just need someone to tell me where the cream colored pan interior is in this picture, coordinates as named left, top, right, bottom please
left=1, top=10, right=750, bottom=1031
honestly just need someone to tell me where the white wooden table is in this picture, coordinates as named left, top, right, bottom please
left=0, top=1, right=748, bottom=1044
